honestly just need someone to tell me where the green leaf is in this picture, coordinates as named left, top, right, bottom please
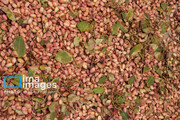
left=151, top=35, right=161, bottom=44
left=41, top=0, right=48, bottom=3
left=101, top=48, right=107, bottom=53
left=154, top=66, right=162, bottom=76
left=125, top=0, right=129, bottom=5
left=18, top=19, right=24, bottom=25
left=119, top=22, right=128, bottom=33
left=100, top=94, right=106, bottom=101
left=50, top=112, right=56, bottom=120
left=145, top=109, right=149, bottom=115
left=116, top=95, right=126, bottom=103
left=28, top=68, right=34, bottom=77
left=126, top=8, right=134, bottom=20
left=112, top=22, right=120, bottom=35
left=77, top=21, right=94, bottom=32
left=93, top=87, right=104, bottom=94
left=157, top=7, right=163, bottom=13
left=61, top=105, right=66, bottom=113
left=52, top=78, right=59, bottom=83
left=146, top=76, right=154, bottom=87
left=168, top=65, right=172, bottom=71
left=120, top=111, right=129, bottom=120
left=40, top=37, right=51, bottom=46
left=112, top=21, right=128, bottom=35
left=13, top=108, right=23, bottom=115
left=134, top=97, right=140, bottom=104
left=1, top=7, right=15, bottom=21
left=161, top=3, right=168, bottom=9
left=129, top=44, right=143, bottom=56
left=40, top=65, right=47, bottom=70
left=156, top=47, right=163, bottom=52
left=32, top=97, right=43, bottom=102
left=55, top=51, right=73, bottom=64
left=141, top=20, right=149, bottom=28
left=108, top=37, right=112, bottom=45
left=0, top=30, right=5, bottom=41
left=4, top=101, right=10, bottom=108
left=14, top=36, right=26, bottom=57
left=28, top=66, right=38, bottom=77
left=128, top=76, right=135, bottom=84
left=98, top=76, right=107, bottom=84
left=40, top=0, right=48, bottom=8
left=69, top=12, right=77, bottom=18
left=49, top=102, right=58, bottom=112
left=167, top=7, right=172, bottom=13
left=143, top=66, right=150, bottom=73
left=73, top=37, right=80, bottom=46
left=160, top=22, right=167, bottom=33
left=154, top=52, right=161, bottom=58
left=133, top=107, right=139, bottom=114
left=144, top=13, right=149, bottom=19
left=117, top=0, right=121, bottom=4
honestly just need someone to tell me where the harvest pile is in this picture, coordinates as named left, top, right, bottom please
left=0, top=0, right=179, bottom=120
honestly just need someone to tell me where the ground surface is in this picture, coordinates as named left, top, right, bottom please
left=0, top=0, right=179, bottom=120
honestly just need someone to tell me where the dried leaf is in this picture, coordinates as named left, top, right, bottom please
left=49, top=102, right=58, bottom=112
left=108, top=73, right=115, bottom=81
left=13, top=108, right=23, bottom=115
left=143, top=27, right=152, bottom=33
left=55, top=51, right=73, bottom=64
left=73, top=37, right=80, bottom=46
left=68, top=94, right=80, bottom=102
left=96, top=39, right=103, bottom=44
left=87, top=39, right=95, bottom=51
left=150, top=44, right=158, bottom=51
